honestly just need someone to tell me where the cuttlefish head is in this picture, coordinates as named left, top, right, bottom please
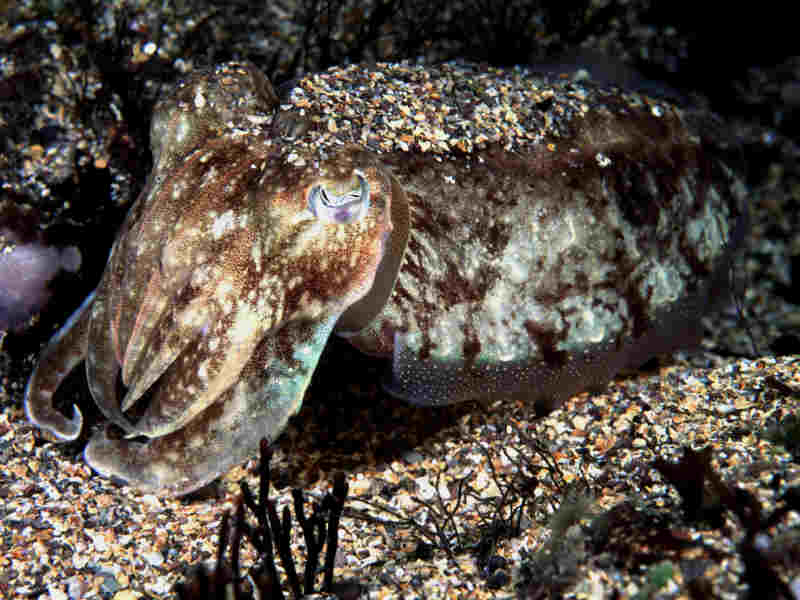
left=84, top=146, right=401, bottom=494
left=25, top=60, right=406, bottom=494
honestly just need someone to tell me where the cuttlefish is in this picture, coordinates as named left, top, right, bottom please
left=24, top=61, right=747, bottom=495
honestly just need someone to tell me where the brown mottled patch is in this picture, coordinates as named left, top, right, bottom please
left=523, top=320, right=569, bottom=367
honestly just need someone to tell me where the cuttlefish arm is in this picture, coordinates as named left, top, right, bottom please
left=80, top=158, right=396, bottom=494
left=84, top=313, right=340, bottom=495
left=24, top=291, right=95, bottom=440
left=83, top=150, right=393, bottom=489
left=26, top=158, right=395, bottom=496
left=23, top=61, right=399, bottom=496
left=87, top=135, right=275, bottom=438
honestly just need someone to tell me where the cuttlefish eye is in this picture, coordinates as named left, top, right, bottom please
left=307, top=170, right=370, bottom=224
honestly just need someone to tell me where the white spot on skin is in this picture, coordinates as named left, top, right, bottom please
left=214, top=278, right=236, bottom=314
left=211, top=210, right=236, bottom=240
left=228, top=304, right=263, bottom=345
left=175, top=303, right=209, bottom=333
left=201, top=166, right=219, bottom=188
left=197, top=361, right=209, bottom=380
left=251, top=243, right=262, bottom=271
left=171, top=179, right=188, bottom=201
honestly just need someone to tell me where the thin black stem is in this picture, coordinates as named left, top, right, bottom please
left=268, top=499, right=302, bottom=598
left=324, top=473, right=348, bottom=591
left=213, top=511, right=230, bottom=599
left=231, top=501, right=244, bottom=600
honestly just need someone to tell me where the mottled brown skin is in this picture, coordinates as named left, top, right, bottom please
left=25, top=61, right=745, bottom=495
